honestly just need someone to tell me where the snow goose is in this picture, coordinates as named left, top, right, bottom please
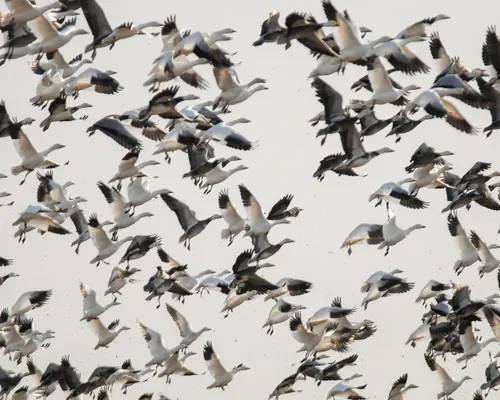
left=87, top=115, right=142, bottom=150
left=378, top=208, right=425, bottom=256
left=264, top=278, right=313, bottom=301
left=307, top=298, right=356, bottom=331
left=250, top=235, right=294, bottom=263
left=456, top=318, right=496, bottom=368
left=25, top=358, right=57, bottom=398
left=407, top=164, right=453, bottom=195
left=137, top=321, right=186, bottom=371
left=218, top=189, right=245, bottom=245
left=238, top=184, right=290, bottom=236
left=10, top=290, right=52, bottom=317
left=8, top=123, right=66, bottom=185
left=449, top=283, right=497, bottom=319
left=268, top=373, right=305, bottom=399
left=424, top=352, right=471, bottom=398
left=252, top=10, right=286, bottom=47
left=267, top=194, right=303, bottom=220
left=0, top=272, right=19, bottom=287
left=139, top=85, right=199, bottom=121
left=70, top=207, right=105, bottom=254
left=203, top=341, right=249, bottom=390
left=161, top=193, right=221, bottom=250
left=183, top=155, right=242, bottom=183
left=29, top=70, right=69, bottom=108
left=404, top=87, right=478, bottom=134
left=386, top=112, right=435, bottom=142
left=397, top=14, right=450, bottom=40
left=87, top=213, right=133, bottom=266
left=199, top=164, right=248, bottom=194
left=221, top=285, right=259, bottom=317
left=288, top=312, right=330, bottom=360
left=100, top=21, right=162, bottom=49
left=432, top=73, right=492, bottom=110
left=315, top=355, right=361, bottom=385
left=30, top=51, right=93, bottom=79
left=105, top=266, right=140, bottom=300
left=368, top=179, right=429, bottom=210
left=119, top=234, right=162, bottom=266
left=195, top=270, right=232, bottom=296
left=415, top=280, right=452, bottom=305
left=144, top=272, right=194, bottom=307
left=333, top=120, right=394, bottom=173
left=88, top=318, right=130, bottom=350
left=263, top=299, right=306, bottom=335
left=1, top=20, right=36, bottom=49
left=350, top=68, right=404, bottom=98
left=340, top=223, right=383, bottom=255
left=326, top=381, right=367, bottom=400
left=105, top=365, right=152, bottom=394
left=387, top=374, right=418, bottom=400
left=172, top=28, right=235, bottom=61
left=36, top=170, right=86, bottom=210
left=201, top=118, right=255, bottom=151
left=28, top=15, right=88, bottom=54
left=127, top=177, right=171, bottom=215
left=39, top=94, right=92, bottom=131
left=152, top=122, right=200, bottom=163
left=79, top=282, right=120, bottom=321
left=157, top=350, right=197, bottom=383
left=469, top=231, right=500, bottom=278
left=108, top=150, right=160, bottom=190
left=3, top=0, right=62, bottom=26
left=323, top=2, right=391, bottom=61
left=165, top=303, right=211, bottom=348
left=97, top=181, right=154, bottom=240
left=12, top=330, right=55, bottom=364
left=63, top=68, right=122, bottom=97
left=362, top=56, right=421, bottom=106
left=12, top=210, right=72, bottom=242
left=360, top=271, right=414, bottom=309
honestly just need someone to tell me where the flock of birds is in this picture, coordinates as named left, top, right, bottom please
left=2, top=0, right=500, bottom=399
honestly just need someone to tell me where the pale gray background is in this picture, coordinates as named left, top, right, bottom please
left=1, top=0, right=500, bottom=399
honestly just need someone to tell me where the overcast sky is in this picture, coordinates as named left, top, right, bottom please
left=1, top=0, right=500, bottom=399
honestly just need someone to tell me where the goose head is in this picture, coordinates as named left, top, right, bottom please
left=435, top=14, right=450, bottom=21
left=70, top=29, right=89, bottom=38
left=279, top=238, right=295, bottom=246
left=181, top=94, right=200, bottom=101
left=253, top=85, right=269, bottom=93
left=208, top=214, right=223, bottom=222
left=20, top=117, right=36, bottom=126
left=376, top=147, right=395, bottom=154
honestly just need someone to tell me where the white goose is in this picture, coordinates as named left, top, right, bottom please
left=408, top=164, right=453, bottom=195
left=424, top=352, right=471, bottom=398
left=126, top=177, right=172, bottom=214
left=31, top=51, right=93, bottom=79
left=137, top=321, right=186, bottom=371
left=12, top=330, right=55, bottom=363
left=108, top=149, right=160, bottom=190
left=364, top=56, right=421, bottom=105
left=262, top=299, right=306, bottom=335
left=9, top=125, right=66, bottom=185
left=10, top=290, right=52, bottom=317
left=101, top=21, right=163, bottom=48
left=2, top=0, right=62, bottom=25
left=378, top=208, right=426, bottom=256
left=79, top=282, right=120, bottom=321
left=104, top=266, right=140, bottom=300
left=165, top=303, right=211, bottom=348
left=157, top=350, right=197, bottom=383
left=87, top=213, right=133, bottom=266
left=97, top=181, right=153, bottom=240
left=36, top=171, right=86, bottom=210
left=456, top=319, right=496, bottom=368
left=152, top=122, right=198, bottom=163
left=203, top=341, right=250, bottom=390
left=221, top=286, right=258, bottom=317
left=469, top=231, right=500, bottom=278
left=238, top=184, right=290, bottom=236
left=218, top=189, right=245, bottom=245
left=88, top=318, right=130, bottom=350
left=447, top=212, right=479, bottom=275
left=30, top=70, right=69, bottom=107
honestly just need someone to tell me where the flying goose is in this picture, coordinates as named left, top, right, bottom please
left=378, top=208, right=426, bottom=256
left=326, top=381, right=367, bottom=400
left=403, top=87, right=478, bottom=134
left=238, top=184, right=290, bottom=236
left=456, top=318, right=496, bottom=369
left=386, top=112, right=435, bottom=142
left=165, top=303, right=211, bottom=348
left=477, top=77, right=500, bottom=137
left=480, top=357, right=500, bottom=395
left=8, top=122, right=67, bottom=185
left=341, top=223, right=384, bottom=255
left=161, top=193, right=221, bottom=250
left=252, top=10, right=286, bottom=47
left=415, top=280, right=452, bottom=305
left=139, top=85, right=199, bottom=120
left=12, top=208, right=72, bottom=242
left=470, top=230, right=500, bottom=278
left=195, top=270, right=232, bottom=296
left=88, top=318, right=130, bottom=350
left=87, top=213, right=133, bottom=266
left=119, top=234, right=162, bottom=266
left=362, top=56, right=421, bottom=106
left=431, top=73, right=492, bottom=110
left=350, top=68, right=404, bottom=99
left=357, top=107, right=396, bottom=137
left=218, top=189, right=245, bottom=245
left=424, top=352, right=471, bottom=398
left=405, top=142, right=454, bottom=173
left=387, top=374, right=418, bottom=400
left=288, top=312, right=333, bottom=360
left=264, top=278, right=313, bottom=301
left=10, top=290, right=52, bottom=317
left=0, top=101, right=35, bottom=138
left=87, top=116, right=143, bottom=150
left=397, top=14, right=450, bottom=40
left=368, top=179, right=429, bottom=210
left=203, top=341, right=250, bottom=390
left=79, top=282, right=120, bottom=321
left=36, top=170, right=86, bottom=210
left=0, top=272, right=19, bottom=287
left=80, top=0, right=114, bottom=59
left=30, top=51, right=92, bottom=79
left=333, top=120, right=394, bottom=173
left=11, top=329, right=55, bottom=364
left=39, top=94, right=92, bottom=131
left=157, top=350, right=197, bottom=383
left=152, top=123, right=201, bottom=163
left=105, top=364, right=153, bottom=394
left=70, top=208, right=112, bottom=254
left=268, top=373, right=305, bottom=399
left=108, top=150, right=160, bottom=191
left=97, top=181, right=154, bottom=240
left=105, top=266, right=140, bottom=300
left=307, top=298, right=356, bottom=331
left=263, top=299, right=306, bottom=335
left=99, top=20, right=162, bottom=49
left=221, top=285, right=259, bottom=317
left=360, top=270, right=414, bottom=309
left=448, top=212, right=480, bottom=275
left=313, top=153, right=365, bottom=180
left=201, top=118, right=256, bottom=151
left=407, top=164, right=453, bottom=195
left=63, top=68, right=122, bottom=97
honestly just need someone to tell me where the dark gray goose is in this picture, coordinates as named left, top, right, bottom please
left=313, top=154, right=363, bottom=181
left=431, top=74, right=492, bottom=110
left=268, top=373, right=305, bottom=399
left=252, top=10, right=286, bottom=47
left=482, top=26, right=500, bottom=86
left=87, top=116, right=142, bottom=150
left=230, top=250, right=278, bottom=294
left=80, top=0, right=113, bottom=59
left=405, top=142, right=454, bottom=173
left=250, top=233, right=295, bottom=264
left=139, top=85, right=199, bottom=121
left=267, top=194, right=303, bottom=220
left=160, top=193, right=221, bottom=250
left=119, top=234, right=162, bottom=267
left=357, top=107, right=396, bottom=137
left=314, top=354, right=359, bottom=385
left=40, top=94, right=92, bottom=132
left=386, top=111, right=434, bottom=143
left=476, top=77, right=500, bottom=137
left=0, top=257, right=13, bottom=267
left=1, top=22, right=36, bottom=49
left=0, top=101, right=35, bottom=138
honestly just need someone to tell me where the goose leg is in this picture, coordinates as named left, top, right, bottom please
left=347, top=246, right=352, bottom=256
left=384, top=246, right=390, bottom=257
left=395, top=135, right=401, bottom=143
left=374, top=199, right=382, bottom=207
left=117, top=181, right=122, bottom=191
left=19, top=170, right=32, bottom=185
